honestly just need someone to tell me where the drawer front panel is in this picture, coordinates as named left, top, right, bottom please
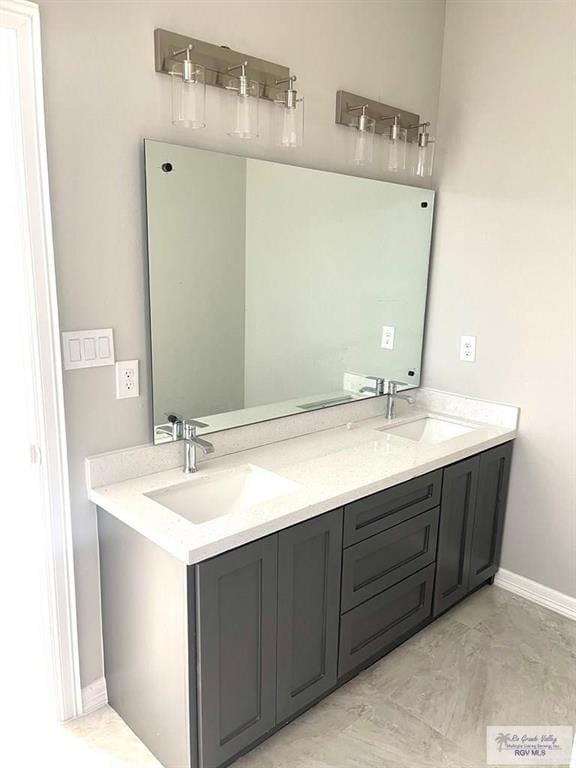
left=341, top=507, right=439, bottom=612
left=343, top=470, right=442, bottom=546
left=338, top=564, right=435, bottom=678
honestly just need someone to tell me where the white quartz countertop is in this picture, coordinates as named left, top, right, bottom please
left=88, top=396, right=518, bottom=565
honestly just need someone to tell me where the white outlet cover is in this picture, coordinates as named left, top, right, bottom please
left=115, top=360, right=139, bottom=399
left=381, top=325, right=396, bottom=350
left=460, top=335, right=477, bottom=362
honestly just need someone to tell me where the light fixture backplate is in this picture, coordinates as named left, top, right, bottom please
left=335, top=90, right=420, bottom=141
left=155, top=29, right=290, bottom=102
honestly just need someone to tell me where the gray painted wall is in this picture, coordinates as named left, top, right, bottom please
left=37, top=0, right=446, bottom=688
left=425, top=0, right=576, bottom=597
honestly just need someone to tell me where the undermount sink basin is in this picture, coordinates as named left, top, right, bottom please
left=379, top=417, right=476, bottom=444
left=145, top=464, right=300, bottom=524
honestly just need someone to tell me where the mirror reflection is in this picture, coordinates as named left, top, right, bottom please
left=145, top=141, right=434, bottom=441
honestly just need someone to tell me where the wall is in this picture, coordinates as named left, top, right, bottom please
left=425, top=0, right=576, bottom=597
left=36, top=0, right=446, bottom=688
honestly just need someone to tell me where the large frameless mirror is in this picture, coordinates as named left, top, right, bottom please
left=145, top=140, right=434, bottom=442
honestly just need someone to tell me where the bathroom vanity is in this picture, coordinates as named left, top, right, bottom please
left=89, top=392, right=517, bottom=768
left=87, top=142, right=519, bottom=768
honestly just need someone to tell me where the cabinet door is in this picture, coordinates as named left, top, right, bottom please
left=276, top=509, right=343, bottom=723
left=196, top=536, right=278, bottom=768
left=433, top=455, right=479, bottom=616
left=468, top=442, right=513, bottom=590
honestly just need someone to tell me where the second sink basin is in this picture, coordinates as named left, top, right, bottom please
left=145, top=464, right=300, bottom=524
left=379, top=416, right=476, bottom=443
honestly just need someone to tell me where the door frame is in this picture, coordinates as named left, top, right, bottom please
left=1, top=0, right=82, bottom=720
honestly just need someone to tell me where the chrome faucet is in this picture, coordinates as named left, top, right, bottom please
left=183, top=419, right=215, bottom=474
left=359, top=376, right=386, bottom=396
left=385, top=380, right=415, bottom=419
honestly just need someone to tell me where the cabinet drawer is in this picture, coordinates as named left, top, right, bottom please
left=343, top=470, right=442, bottom=546
left=338, top=564, right=434, bottom=678
left=341, top=507, right=439, bottom=612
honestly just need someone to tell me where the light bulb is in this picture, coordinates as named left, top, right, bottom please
left=235, top=94, right=252, bottom=137
left=353, top=131, right=373, bottom=166
left=281, top=107, right=299, bottom=147
left=387, top=139, right=406, bottom=171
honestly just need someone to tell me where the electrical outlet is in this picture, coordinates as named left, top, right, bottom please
left=381, top=325, right=396, bottom=350
left=460, top=335, right=476, bottom=362
left=115, top=360, right=139, bottom=399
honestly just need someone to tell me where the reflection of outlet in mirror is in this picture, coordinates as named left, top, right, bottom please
left=460, top=335, right=476, bottom=362
left=115, top=360, right=139, bottom=399
left=381, top=325, right=395, bottom=350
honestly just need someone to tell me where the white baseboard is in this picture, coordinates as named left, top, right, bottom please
left=495, top=568, right=576, bottom=621
left=81, top=676, right=108, bottom=715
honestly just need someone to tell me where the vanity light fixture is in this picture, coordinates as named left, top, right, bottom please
left=348, top=104, right=376, bottom=166
left=169, top=44, right=206, bottom=128
left=226, top=61, right=259, bottom=139
left=274, top=76, right=304, bottom=147
left=155, top=29, right=302, bottom=144
left=335, top=91, right=434, bottom=175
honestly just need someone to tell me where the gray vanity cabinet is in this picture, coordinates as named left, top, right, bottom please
left=433, top=455, right=480, bottom=615
left=196, top=536, right=278, bottom=768
left=97, top=440, right=514, bottom=768
left=276, top=509, right=343, bottom=722
left=468, top=442, right=512, bottom=589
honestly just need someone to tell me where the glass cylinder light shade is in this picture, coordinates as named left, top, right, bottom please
left=384, top=126, right=407, bottom=172
left=351, top=113, right=376, bottom=166
left=171, top=64, right=206, bottom=128
left=227, top=77, right=260, bottom=139
left=275, top=98, right=304, bottom=147
left=413, top=139, right=435, bottom=178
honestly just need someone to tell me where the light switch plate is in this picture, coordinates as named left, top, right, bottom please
left=381, top=325, right=396, bottom=350
left=460, top=335, right=476, bottom=362
left=62, top=329, right=115, bottom=370
left=115, top=360, right=139, bottom=399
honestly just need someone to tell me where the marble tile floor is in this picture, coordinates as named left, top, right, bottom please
left=19, top=586, right=576, bottom=768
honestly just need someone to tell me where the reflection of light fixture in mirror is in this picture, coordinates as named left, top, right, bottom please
left=382, top=115, right=407, bottom=172
left=226, top=61, right=259, bottom=139
left=411, top=122, right=435, bottom=177
left=348, top=104, right=376, bottom=166
left=170, top=45, right=206, bottom=128
left=274, top=76, right=304, bottom=147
